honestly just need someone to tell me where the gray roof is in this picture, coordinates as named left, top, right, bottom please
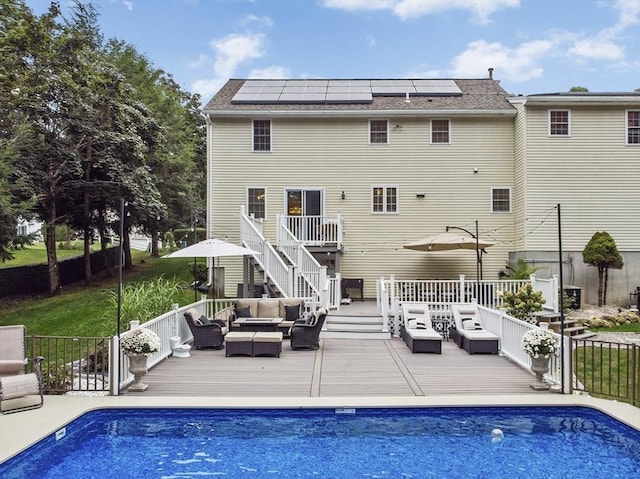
left=203, top=78, right=516, bottom=115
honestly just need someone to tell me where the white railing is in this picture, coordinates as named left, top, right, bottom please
left=328, top=274, right=341, bottom=310
left=276, top=215, right=326, bottom=302
left=531, top=274, right=559, bottom=312
left=277, top=214, right=343, bottom=249
left=241, top=206, right=293, bottom=296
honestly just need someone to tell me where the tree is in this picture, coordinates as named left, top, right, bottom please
left=569, top=86, right=589, bottom=92
left=582, top=231, right=623, bottom=306
left=498, top=258, right=544, bottom=279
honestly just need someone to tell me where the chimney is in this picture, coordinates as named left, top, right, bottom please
left=488, top=67, right=494, bottom=80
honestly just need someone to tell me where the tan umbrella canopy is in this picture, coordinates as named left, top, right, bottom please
left=403, top=232, right=495, bottom=252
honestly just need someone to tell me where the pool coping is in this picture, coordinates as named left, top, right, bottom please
left=1, top=393, right=639, bottom=464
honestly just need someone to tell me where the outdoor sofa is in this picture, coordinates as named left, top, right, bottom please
left=231, top=297, right=305, bottom=336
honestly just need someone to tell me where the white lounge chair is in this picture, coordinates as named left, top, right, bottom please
left=0, top=325, right=44, bottom=414
left=450, top=303, right=499, bottom=354
left=401, top=303, right=443, bottom=354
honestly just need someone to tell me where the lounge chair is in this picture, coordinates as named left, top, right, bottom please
left=290, top=307, right=328, bottom=350
left=184, top=308, right=227, bottom=350
left=400, top=303, right=443, bottom=353
left=450, top=303, right=499, bottom=354
left=0, top=325, right=44, bottom=414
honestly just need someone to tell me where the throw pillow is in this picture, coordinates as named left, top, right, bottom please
left=406, top=319, right=417, bottom=329
left=416, top=321, right=427, bottom=330
left=461, top=318, right=476, bottom=330
left=199, top=315, right=211, bottom=325
left=235, top=306, right=252, bottom=318
left=285, top=304, right=301, bottom=322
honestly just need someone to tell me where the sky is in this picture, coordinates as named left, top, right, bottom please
left=28, top=0, right=640, bottom=102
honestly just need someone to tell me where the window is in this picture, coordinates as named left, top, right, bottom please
left=253, top=119, right=271, bottom=151
left=372, top=186, right=398, bottom=213
left=369, top=120, right=388, bottom=144
left=431, top=119, right=450, bottom=144
left=491, top=188, right=511, bottom=213
left=549, top=110, right=570, bottom=136
left=627, top=111, right=640, bottom=145
left=247, top=187, right=266, bottom=219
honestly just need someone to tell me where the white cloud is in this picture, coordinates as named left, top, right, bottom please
left=322, top=0, right=520, bottom=24
left=191, top=78, right=227, bottom=101
left=451, top=39, right=553, bottom=82
left=610, top=0, right=640, bottom=32
left=121, top=1, right=134, bottom=11
left=188, top=54, right=210, bottom=69
left=248, top=66, right=292, bottom=79
left=241, top=14, right=274, bottom=28
left=569, top=38, right=623, bottom=61
left=212, top=33, right=266, bottom=78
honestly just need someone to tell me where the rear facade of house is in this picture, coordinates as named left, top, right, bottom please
left=203, top=76, right=640, bottom=305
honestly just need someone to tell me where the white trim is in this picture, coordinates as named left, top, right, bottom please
left=430, top=118, right=450, bottom=144
left=369, top=119, right=389, bottom=145
left=490, top=187, right=512, bottom=214
left=371, top=185, right=399, bottom=214
left=252, top=118, right=272, bottom=152
left=548, top=109, right=571, bottom=137
left=207, top=109, right=517, bottom=118
left=246, top=186, right=267, bottom=220
left=626, top=109, right=640, bottom=146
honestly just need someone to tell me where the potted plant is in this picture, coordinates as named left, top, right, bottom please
left=521, top=328, right=558, bottom=390
left=121, top=328, right=161, bottom=392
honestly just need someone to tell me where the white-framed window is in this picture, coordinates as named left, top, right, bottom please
left=371, top=185, right=398, bottom=213
left=491, top=187, right=511, bottom=213
left=253, top=119, right=271, bottom=152
left=247, top=187, right=266, bottom=219
left=627, top=110, right=640, bottom=145
left=431, top=119, right=450, bottom=144
left=369, top=119, right=388, bottom=144
left=549, top=110, right=570, bottom=136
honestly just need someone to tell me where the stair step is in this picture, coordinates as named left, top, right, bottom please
left=572, top=331, right=597, bottom=340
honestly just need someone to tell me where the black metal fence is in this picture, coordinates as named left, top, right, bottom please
left=572, top=338, right=639, bottom=407
left=27, top=335, right=111, bottom=394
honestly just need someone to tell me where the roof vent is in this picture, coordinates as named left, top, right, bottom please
left=488, top=68, right=494, bottom=80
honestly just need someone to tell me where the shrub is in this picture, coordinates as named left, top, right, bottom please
left=503, top=283, right=546, bottom=324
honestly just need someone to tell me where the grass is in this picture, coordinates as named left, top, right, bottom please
left=0, top=242, right=95, bottom=268
left=574, top=344, right=640, bottom=406
left=0, top=250, right=202, bottom=336
left=593, top=324, right=640, bottom=333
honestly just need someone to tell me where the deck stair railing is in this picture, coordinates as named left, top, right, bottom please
left=276, top=215, right=327, bottom=300
left=240, top=206, right=293, bottom=297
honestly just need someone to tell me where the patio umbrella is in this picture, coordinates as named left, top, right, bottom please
left=163, top=238, right=260, bottom=302
left=403, top=232, right=495, bottom=252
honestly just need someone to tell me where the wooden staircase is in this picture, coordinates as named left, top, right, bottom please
left=537, top=312, right=596, bottom=340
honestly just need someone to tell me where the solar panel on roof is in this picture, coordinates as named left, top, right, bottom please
left=231, top=79, right=462, bottom=103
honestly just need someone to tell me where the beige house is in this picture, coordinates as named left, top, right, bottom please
left=203, top=77, right=640, bottom=306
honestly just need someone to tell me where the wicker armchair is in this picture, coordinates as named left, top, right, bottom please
left=290, top=307, right=328, bottom=350
left=184, top=308, right=226, bottom=350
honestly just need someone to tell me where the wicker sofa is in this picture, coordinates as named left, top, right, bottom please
left=231, top=298, right=305, bottom=336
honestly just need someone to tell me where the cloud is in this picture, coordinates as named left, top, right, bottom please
left=322, top=0, right=520, bottom=24
left=569, top=38, right=623, bottom=61
left=248, top=66, right=292, bottom=79
left=192, top=78, right=228, bottom=102
left=241, top=14, right=274, bottom=28
left=121, top=1, right=134, bottom=11
left=211, top=33, right=266, bottom=78
left=450, top=39, right=553, bottom=82
left=188, top=54, right=210, bottom=69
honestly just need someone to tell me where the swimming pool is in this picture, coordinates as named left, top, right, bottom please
left=1, top=406, right=639, bottom=478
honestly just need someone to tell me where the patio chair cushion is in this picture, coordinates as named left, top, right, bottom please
left=461, top=318, right=482, bottom=330
left=0, top=360, right=25, bottom=375
left=257, top=300, right=279, bottom=318
left=406, top=319, right=427, bottom=330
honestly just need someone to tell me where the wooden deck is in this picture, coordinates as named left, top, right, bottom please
left=130, top=337, right=547, bottom=397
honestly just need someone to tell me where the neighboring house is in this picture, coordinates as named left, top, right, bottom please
left=203, top=75, right=640, bottom=305
left=16, top=217, right=43, bottom=241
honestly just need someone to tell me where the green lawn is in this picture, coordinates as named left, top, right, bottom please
left=0, top=251, right=200, bottom=336
left=0, top=242, right=94, bottom=268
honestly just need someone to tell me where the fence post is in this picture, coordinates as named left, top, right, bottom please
left=110, top=335, right=121, bottom=396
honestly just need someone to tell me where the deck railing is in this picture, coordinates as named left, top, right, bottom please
left=571, top=338, right=639, bottom=407
left=278, top=214, right=343, bottom=249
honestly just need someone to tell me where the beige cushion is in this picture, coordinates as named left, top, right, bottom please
left=406, top=328, right=442, bottom=340
left=462, top=318, right=477, bottom=330
left=253, top=332, right=283, bottom=342
left=185, top=308, right=200, bottom=322
left=0, top=360, right=25, bottom=375
left=224, top=332, right=255, bottom=342
left=257, top=300, right=280, bottom=318
left=235, top=299, right=260, bottom=318
left=457, top=306, right=477, bottom=315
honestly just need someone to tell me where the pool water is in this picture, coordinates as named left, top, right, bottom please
left=1, top=407, right=639, bottom=478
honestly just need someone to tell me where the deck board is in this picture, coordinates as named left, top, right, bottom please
left=131, top=337, right=545, bottom=397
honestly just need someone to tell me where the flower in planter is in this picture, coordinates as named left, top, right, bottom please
left=521, top=328, right=559, bottom=358
left=121, top=328, right=161, bottom=357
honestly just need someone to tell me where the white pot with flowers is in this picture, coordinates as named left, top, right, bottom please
left=521, top=328, right=559, bottom=390
left=121, top=327, right=160, bottom=392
